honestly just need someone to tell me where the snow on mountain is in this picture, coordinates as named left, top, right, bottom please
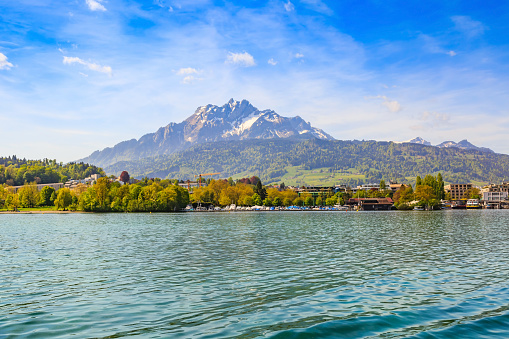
left=436, top=140, right=494, bottom=153
left=78, top=99, right=334, bottom=168
left=402, top=137, right=493, bottom=153
left=405, top=137, right=432, bottom=146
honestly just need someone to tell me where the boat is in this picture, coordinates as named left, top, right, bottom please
left=451, top=202, right=466, bottom=209
left=413, top=206, right=424, bottom=211
left=466, top=199, right=482, bottom=209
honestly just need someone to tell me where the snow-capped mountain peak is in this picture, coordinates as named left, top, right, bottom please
left=402, top=137, right=493, bottom=153
left=79, top=99, right=334, bottom=167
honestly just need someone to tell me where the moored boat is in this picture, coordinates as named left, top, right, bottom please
left=466, top=199, right=482, bottom=209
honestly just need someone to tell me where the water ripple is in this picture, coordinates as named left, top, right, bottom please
left=1, top=211, right=509, bottom=338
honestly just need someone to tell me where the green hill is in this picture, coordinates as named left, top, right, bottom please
left=0, top=156, right=104, bottom=186
left=104, top=139, right=509, bottom=186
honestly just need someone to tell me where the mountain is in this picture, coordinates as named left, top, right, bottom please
left=436, top=140, right=494, bottom=153
left=79, top=99, right=334, bottom=168
left=104, top=139, right=509, bottom=186
left=405, top=137, right=431, bottom=146
left=404, top=138, right=494, bottom=153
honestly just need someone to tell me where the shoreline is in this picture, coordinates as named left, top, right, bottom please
left=0, top=210, right=87, bottom=214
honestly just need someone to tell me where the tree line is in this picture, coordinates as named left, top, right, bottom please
left=0, top=156, right=104, bottom=186
left=0, top=177, right=189, bottom=212
left=104, top=139, right=509, bottom=186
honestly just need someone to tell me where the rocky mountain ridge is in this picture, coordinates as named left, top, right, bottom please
left=78, top=99, right=334, bottom=168
left=404, top=137, right=494, bottom=153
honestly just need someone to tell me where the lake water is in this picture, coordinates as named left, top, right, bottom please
left=1, top=211, right=509, bottom=338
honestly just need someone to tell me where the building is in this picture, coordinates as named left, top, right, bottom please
left=444, top=184, right=472, bottom=200
left=6, top=182, right=64, bottom=194
left=482, top=191, right=508, bottom=202
left=389, top=183, right=405, bottom=193
left=482, top=182, right=509, bottom=194
left=345, top=198, right=394, bottom=211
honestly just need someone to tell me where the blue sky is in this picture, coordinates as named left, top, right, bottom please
left=1, top=0, right=509, bottom=162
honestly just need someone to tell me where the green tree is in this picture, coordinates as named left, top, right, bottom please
left=273, top=197, right=282, bottom=206
left=463, top=187, right=481, bottom=199
left=18, top=183, right=39, bottom=208
left=379, top=180, right=386, bottom=190
left=252, top=193, right=262, bottom=206
left=5, top=193, right=20, bottom=211
left=414, top=185, right=437, bottom=209
left=39, top=186, right=55, bottom=206
left=304, top=196, right=314, bottom=206
left=254, top=181, right=267, bottom=200
left=50, top=191, right=57, bottom=204
left=55, top=188, right=72, bottom=211
left=325, top=197, right=337, bottom=206
left=263, top=198, right=272, bottom=206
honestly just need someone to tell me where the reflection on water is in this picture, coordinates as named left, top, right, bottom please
left=1, top=211, right=509, bottom=338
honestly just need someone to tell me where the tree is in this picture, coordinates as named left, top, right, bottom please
left=379, top=180, right=386, bottom=190
left=436, top=173, right=445, bottom=200
left=50, top=191, right=57, bottom=204
left=252, top=193, right=262, bottom=206
left=5, top=193, right=20, bottom=211
left=325, top=197, right=337, bottom=206
left=219, top=192, right=231, bottom=206
left=95, top=177, right=110, bottom=209
left=119, top=171, right=130, bottom=184
left=254, top=180, right=266, bottom=200
left=273, top=197, right=282, bottom=206
left=39, top=186, right=55, bottom=206
left=293, top=197, right=304, bottom=206
left=18, top=183, right=39, bottom=208
left=304, top=196, right=314, bottom=206
left=414, top=185, right=438, bottom=209
left=54, top=188, right=72, bottom=211
left=463, top=187, right=481, bottom=199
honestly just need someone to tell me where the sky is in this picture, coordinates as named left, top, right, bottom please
left=1, top=0, right=509, bottom=162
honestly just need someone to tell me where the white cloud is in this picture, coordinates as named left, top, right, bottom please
left=447, top=50, right=457, bottom=57
left=63, top=56, right=112, bottom=75
left=268, top=58, right=277, bottom=66
left=182, top=76, right=200, bottom=84
left=86, top=0, right=106, bottom=11
left=177, top=67, right=199, bottom=75
left=451, top=16, right=485, bottom=38
left=411, top=111, right=451, bottom=130
left=295, top=53, right=304, bottom=58
left=284, top=1, right=295, bottom=12
left=300, top=0, right=333, bottom=15
left=369, top=95, right=402, bottom=113
left=176, top=68, right=202, bottom=83
left=0, top=53, right=13, bottom=70
left=226, top=52, right=256, bottom=67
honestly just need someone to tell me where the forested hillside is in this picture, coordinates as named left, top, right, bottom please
left=104, top=139, right=509, bottom=185
left=0, top=156, right=105, bottom=186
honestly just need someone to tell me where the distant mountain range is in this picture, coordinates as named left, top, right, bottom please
left=77, top=99, right=508, bottom=185
left=79, top=99, right=333, bottom=168
left=104, top=138, right=509, bottom=186
left=403, top=137, right=494, bottom=153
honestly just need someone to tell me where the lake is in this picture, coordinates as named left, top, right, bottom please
left=1, top=211, right=509, bottom=338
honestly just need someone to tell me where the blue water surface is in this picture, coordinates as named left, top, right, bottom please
left=1, top=210, right=509, bottom=338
